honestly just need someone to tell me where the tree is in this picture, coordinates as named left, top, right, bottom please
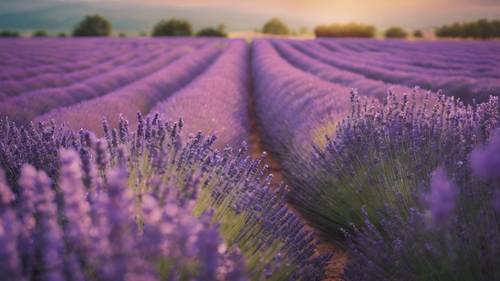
left=435, top=19, right=500, bottom=39
left=32, top=30, right=48, bottom=37
left=413, top=30, right=423, bottom=38
left=0, top=30, right=19, bottom=38
left=72, top=14, right=112, bottom=37
left=197, top=24, right=227, bottom=37
left=314, top=23, right=376, bottom=38
left=384, top=26, right=408, bottom=39
left=152, top=19, right=192, bottom=37
left=262, top=18, right=290, bottom=35
left=58, top=32, right=67, bottom=38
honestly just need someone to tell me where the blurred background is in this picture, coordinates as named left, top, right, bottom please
left=1, top=0, right=500, bottom=39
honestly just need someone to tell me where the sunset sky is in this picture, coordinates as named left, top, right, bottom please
left=162, top=0, right=500, bottom=26
left=1, top=0, right=500, bottom=31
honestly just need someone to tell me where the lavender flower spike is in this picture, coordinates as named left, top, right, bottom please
left=427, top=168, right=457, bottom=225
left=471, top=129, right=500, bottom=180
left=0, top=170, right=25, bottom=280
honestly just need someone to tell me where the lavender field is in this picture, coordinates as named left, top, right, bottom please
left=1, top=37, right=500, bottom=281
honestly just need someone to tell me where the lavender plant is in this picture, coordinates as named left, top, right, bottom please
left=1, top=151, right=245, bottom=280
left=344, top=128, right=500, bottom=281
left=0, top=113, right=331, bottom=280
left=288, top=91, right=498, bottom=239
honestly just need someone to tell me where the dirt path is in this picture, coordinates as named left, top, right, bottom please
left=247, top=84, right=348, bottom=281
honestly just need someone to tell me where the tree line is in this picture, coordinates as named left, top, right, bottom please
left=1, top=15, right=499, bottom=39
left=0, top=15, right=229, bottom=38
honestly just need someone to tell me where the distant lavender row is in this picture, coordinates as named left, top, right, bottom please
left=273, top=39, right=428, bottom=103
left=319, top=39, right=500, bottom=79
left=0, top=41, right=207, bottom=123
left=0, top=49, right=118, bottom=81
left=0, top=46, right=149, bottom=99
left=37, top=41, right=225, bottom=134
left=329, top=39, right=500, bottom=68
left=292, top=40, right=500, bottom=103
left=151, top=39, right=250, bottom=149
left=0, top=39, right=138, bottom=80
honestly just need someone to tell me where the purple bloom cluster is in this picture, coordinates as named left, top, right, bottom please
left=0, top=153, right=245, bottom=280
left=0, top=114, right=330, bottom=280
left=344, top=146, right=500, bottom=281
left=471, top=128, right=500, bottom=180
left=426, top=168, right=458, bottom=225
left=299, top=91, right=498, bottom=237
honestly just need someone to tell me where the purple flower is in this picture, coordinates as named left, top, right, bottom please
left=0, top=210, right=25, bottom=280
left=23, top=165, right=65, bottom=281
left=0, top=171, right=25, bottom=280
left=471, top=129, right=500, bottom=180
left=0, top=170, right=14, bottom=208
left=59, top=149, right=92, bottom=254
left=427, top=168, right=457, bottom=225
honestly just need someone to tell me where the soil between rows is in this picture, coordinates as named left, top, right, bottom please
left=246, top=80, right=347, bottom=281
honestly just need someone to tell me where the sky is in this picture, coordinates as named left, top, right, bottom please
left=1, top=0, right=500, bottom=31
left=161, top=0, right=500, bottom=26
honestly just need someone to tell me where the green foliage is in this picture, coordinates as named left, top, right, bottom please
left=0, top=30, right=20, bottom=38
left=314, top=22, right=376, bottom=38
left=413, top=29, right=424, bottom=38
left=262, top=18, right=290, bottom=35
left=435, top=18, right=500, bottom=39
left=197, top=24, right=227, bottom=37
left=152, top=19, right=193, bottom=37
left=118, top=32, right=127, bottom=38
left=384, top=26, right=408, bottom=39
left=32, top=30, right=48, bottom=37
left=58, top=32, right=67, bottom=38
left=72, top=14, right=112, bottom=37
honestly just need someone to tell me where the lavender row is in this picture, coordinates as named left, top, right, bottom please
left=328, top=39, right=500, bottom=71
left=293, top=40, right=499, bottom=103
left=0, top=39, right=209, bottom=100
left=297, top=91, right=498, bottom=238
left=0, top=39, right=133, bottom=80
left=0, top=114, right=331, bottom=280
left=150, top=39, right=250, bottom=149
left=273, top=39, right=428, bottom=103
left=321, top=39, right=500, bottom=78
left=0, top=40, right=205, bottom=101
left=0, top=38, right=158, bottom=68
left=0, top=45, right=152, bottom=99
left=0, top=49, right=120, bottom=81
left=0, top=123, right=247, bottom=281
left=337, top=97, right=500, bottom=281
left=36, top=41, right=225, bottom=134
left=0, top=43, right=197, bottom=123
left=251, top=39, right=352, bottom=186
